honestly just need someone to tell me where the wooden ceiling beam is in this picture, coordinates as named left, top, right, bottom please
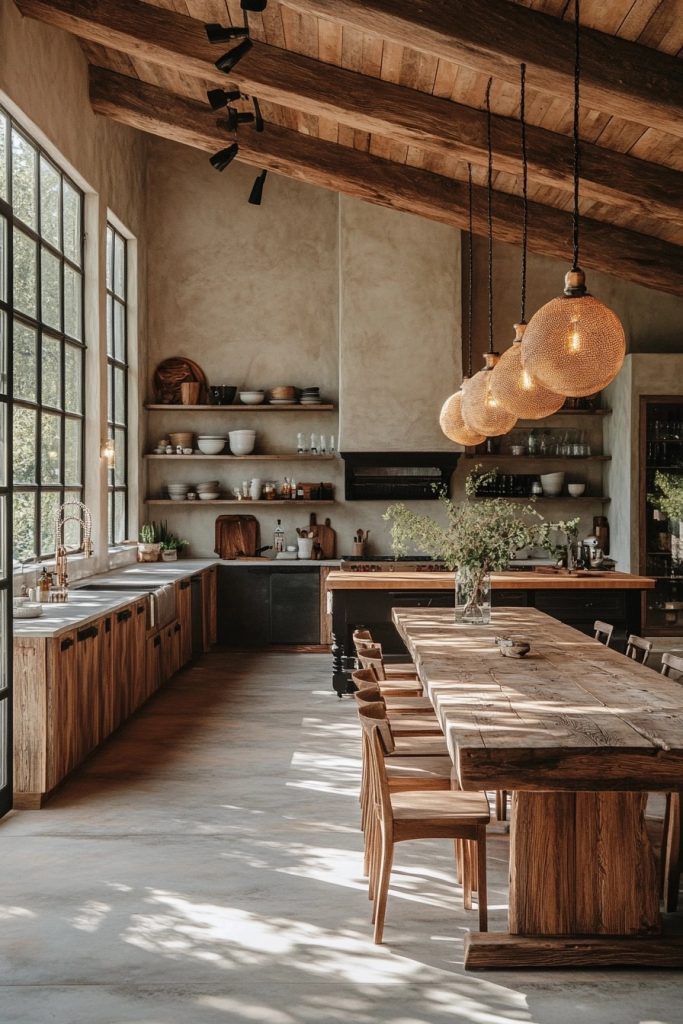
left=89, top=68, right=683, bottom=298
left=284, top=0, right=683, bottom=138
left=14, top=0, right=683, bottom=229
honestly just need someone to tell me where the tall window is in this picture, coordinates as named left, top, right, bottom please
left=106, top=223, right=128, bottom=545
left=1, top=108, right=85, bottom=562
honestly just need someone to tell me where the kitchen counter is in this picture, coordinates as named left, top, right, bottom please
left=326, top=570, right=655, bottom=695
left=13, top=559, right=219, bottom=638
left=326, top=569, right=655, bottom=590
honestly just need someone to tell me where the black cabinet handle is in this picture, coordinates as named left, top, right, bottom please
left=174, top=622, right=181, bottom=633
left=117, top=609, right=132, bottom=623
left=153, top=635, right=161, bottom=648
left=137, top=604, right=145, bottom=615
left=104, top=618, right=111, bottom=634
left=60, top=637, right=73, bottom=651
left=180, top=579, right=191, bottom=590
left=77, top=625, right=99, bottom=642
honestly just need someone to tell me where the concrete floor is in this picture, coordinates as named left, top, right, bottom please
left=0, top=650, right=681, bottom=1024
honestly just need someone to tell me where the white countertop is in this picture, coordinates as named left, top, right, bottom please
left=13, top=590, right=150, bottom=639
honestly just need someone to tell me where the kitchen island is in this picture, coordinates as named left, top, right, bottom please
left=326, top=569, right=655, bottom=695
left=393, top=606, right=683, bottom=969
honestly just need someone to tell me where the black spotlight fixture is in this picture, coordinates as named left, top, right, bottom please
left=225, top=108, right=255, bottom=131
left=205, top=23, right=248, bottom=43
left=248, top=169, right=267, bottom=206
left=215, top=37, right=253, bottom=73
left=241, top=0, right=268, bottom=10
left=252, top=96, right=264, bottom=132
left=209, top=143, right=239, bottom=172
left=207, top=88, right=242, bottom=111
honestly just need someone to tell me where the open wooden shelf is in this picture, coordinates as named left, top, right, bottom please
left=471, top=495, right=610, bottom=503
left=145, top=403, right=336, bottom=412
left=517, top=408, right=611, bottom=421
left=464, top=454, right=611, bottom=462
left=146, top=499, right=336, bottom=506
left=144, top=453, right=337, bottom=461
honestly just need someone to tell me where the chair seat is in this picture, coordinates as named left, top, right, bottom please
left=391, top=735, right=450, bottom=757
left=391, top=789, right=490, bottom=824
left=388, top=716, right=442, bottom=737
left=378, top=680, right=423, bottom=697
left=385, top=756, right=454, bottom=782
left=385, top=696, right=434, bottom=713
left=384, top=664, right=419, bottom=680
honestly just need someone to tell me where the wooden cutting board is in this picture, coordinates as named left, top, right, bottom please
left=308, top=513, right=336, bottom=559
left=214, top=515, right=260, bottom=559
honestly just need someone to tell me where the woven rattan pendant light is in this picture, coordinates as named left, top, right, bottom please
left=489, top=65, right=565, bottom=420
left=461, top=81, right=517, bottom=438
left=439, top=166, right=486, bottom=447
left=521, top=0, right=625, bottom=398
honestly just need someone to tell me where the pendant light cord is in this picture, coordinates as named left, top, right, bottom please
left=467, top=162, right=473, bottom=377
left=572, top=0, right=581, bottom=271
left=520, top=63, right=528, bottom=324
left=486, top=77, right=494, bottom=354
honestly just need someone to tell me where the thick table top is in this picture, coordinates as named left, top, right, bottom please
left=328, top=570, right=654, bottom=590
left=392, top=607, right=683, bottom=793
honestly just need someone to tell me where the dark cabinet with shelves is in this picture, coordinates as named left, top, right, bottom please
left=640, top=396, right=683, bottom=635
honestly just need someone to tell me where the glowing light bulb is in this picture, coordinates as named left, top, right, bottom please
left=568, top=315, right=582, bottom=354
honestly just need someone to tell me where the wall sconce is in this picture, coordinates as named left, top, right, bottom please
left=102, top=438, right=116, bottom=469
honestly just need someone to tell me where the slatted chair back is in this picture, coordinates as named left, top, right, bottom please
left=593, top=620, right=614, bottom=646
left=626, top=634, right=653, bottom=665
left=357, top=707, right=394, bottom=833
left=351, top=667, right=380, bottom=692
left=357, top=646, right=386, bottom=681
left=661, top=652, right=683, bottom=679
left=356, top=698, right=395, bottom=755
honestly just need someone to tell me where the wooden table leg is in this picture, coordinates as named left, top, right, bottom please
left=464, top=790, right=683, bottom=969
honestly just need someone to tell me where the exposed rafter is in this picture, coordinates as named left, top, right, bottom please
left=283, top=0, right=683, bottom=138
left=13, top=0, right=683, bottom=229
left=89, top=68, right=683, bottom=298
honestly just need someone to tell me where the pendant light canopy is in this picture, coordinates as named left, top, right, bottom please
left=489, top=64, right=565, bottom=420
left=461, top=79, right=517, bottom=439
left=439, top=165, right=486, bottom=447
left=521, top=0, right=625, bottom=398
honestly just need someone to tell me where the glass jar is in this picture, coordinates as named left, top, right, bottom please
left=454, top=568, right=491, bottom=625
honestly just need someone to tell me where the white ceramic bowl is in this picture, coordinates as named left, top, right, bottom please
left=239, top=391, right=265, bottom=405
left=197, top=437, right=226, bottom=455
left=228, top=429, right=256, bottom=440
left=168, top=493, right=188, bottom=501
left=568, top=483, right=586, bottom=497
left=167, top=484, right=190, bottom=492
left=198, top=492, right=220, bottom=500
left=540, top=471, right=565, bottom=497
left=229, top=430, right=256, bottom=456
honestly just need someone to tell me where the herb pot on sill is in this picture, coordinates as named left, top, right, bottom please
left=161, top=549, right=178, bottom=562
left=138, top=542, right=162, bottom=563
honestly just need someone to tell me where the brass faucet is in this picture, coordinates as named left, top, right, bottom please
left=53, top=501, right=93, bottom=597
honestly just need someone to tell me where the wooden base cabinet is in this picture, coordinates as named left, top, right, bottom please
left=177, top=579, right=193, bottom=667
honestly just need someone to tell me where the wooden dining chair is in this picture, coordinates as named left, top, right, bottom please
left=593, top=620, right=614, bottom=646
left=357, top=647, right=424, bottom=697
left=353, top=628, right=419, bottom=680
left=659, top=654, right=683, bottom=912
left=359, top=706, right=490, bottom=941
left=626, top=634, right=653, bottom=665
left=354, top=688, right=442, bottom=737
left=352, top=668, right=434, bottom=713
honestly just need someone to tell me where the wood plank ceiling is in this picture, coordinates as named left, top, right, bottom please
left=14, top=0, right=683, bottom=295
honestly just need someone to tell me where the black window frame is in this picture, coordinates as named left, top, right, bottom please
left=105, top=221, right=129, bottom=546
left=0, top=193, right=15, bottom=817
left=2, top=107, right=86, bottom=563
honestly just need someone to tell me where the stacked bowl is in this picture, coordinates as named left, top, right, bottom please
left=239, top=390, right=265, bottom=405
left=197, top=481, right=220, bottom=501
left=197, top=435, right=227, bottom=454
left=269, top=385, right=296, bottom=405
left=167, top=483, right=190, bottom=501
left=169, top=432, right=194, bottom=449
left=229, top=430, right=256, bottom=456
left=300, top=387, right=321, bottom=405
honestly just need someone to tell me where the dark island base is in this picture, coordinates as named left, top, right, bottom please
left=331, top=585, right=643, bottom=696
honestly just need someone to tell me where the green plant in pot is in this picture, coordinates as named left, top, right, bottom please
left=156, top=521, right=189, bottom=562
left=649, top=471, right=683, bottom=563
left=384, top=470, right=546, bottom=624
left=138, top=522, right=163, bottom=562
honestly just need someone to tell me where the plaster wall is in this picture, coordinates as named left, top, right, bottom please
left=2, top=1, right=148, bottom=578
left=144, top=141, right=461, bottom=556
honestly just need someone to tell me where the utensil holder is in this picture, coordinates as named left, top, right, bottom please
left=297, top=538, right=314, bottom=559
left=352, top=542, right=366, bottom=557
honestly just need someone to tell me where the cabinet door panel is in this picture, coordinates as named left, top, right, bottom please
left=270, top=569, right=320, bottom=644
left=218, top=568, right=269, bottom=646
left=177, top=579, right=193, bottom=667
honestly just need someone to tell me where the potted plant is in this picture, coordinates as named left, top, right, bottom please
left=649, top=471, right=683, bottom=563
left=384, top=470, right=546, bottom=624
left=156, top=521, right=189, bottom=562
left=138, top=522, right=162, bottom=562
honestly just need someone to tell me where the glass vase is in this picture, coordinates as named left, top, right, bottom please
left=454, top=568, right=491, bottom=625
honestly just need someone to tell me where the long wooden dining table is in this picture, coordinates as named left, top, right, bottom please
left=392, top=606, right=683, bottom=970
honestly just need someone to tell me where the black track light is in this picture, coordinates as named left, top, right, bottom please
left=205, top=23, right=248, bottom=44
left=248, top=170, right=267, bottom=206
left=215, top=37, right=253, bottom=73
left=241, top=0, right=268, bottom=10
left=252, top=96, right=264, bottom=132
left=209, top=143, right=239, bottom=172
left=207, top=88, right=242, bottom=111
left=224, top=108, right=255, bottom=131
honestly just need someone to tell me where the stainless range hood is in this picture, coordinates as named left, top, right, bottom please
left=340, top=451, right=460, bottom=501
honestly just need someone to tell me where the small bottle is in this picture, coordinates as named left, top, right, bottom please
left=38, top=567, right=50, bottom=602
left=297, top=433, right=305, bottom=454
left=329, top=435, right=336, bottom=454
left=297, top=482, right=304, bottom=500
left=310, top=433, right=317, bottom=455
left=274, top=519, right=285, bottom=553
left=290, top=478, right=297, bottom=499
left=282, top=477, right=290, bottom=499
left=319, top=434, right=326, bottom=454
